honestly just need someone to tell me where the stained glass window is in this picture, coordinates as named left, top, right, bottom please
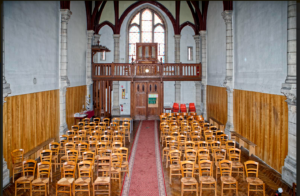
left=128, top=8, right=165, bottom=62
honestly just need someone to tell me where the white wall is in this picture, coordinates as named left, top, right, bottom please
left=164, top=81, right=175, bottom=107
left=234, top=1, right=287, bottom=95
left=119, top=81, right=131, bottom=115
left=98, top=25, right=114, bottom=63
left=206, top=1, right=226, bottom=87
left=180, top=26, right=196, bottom=64
left=68, top=1, right=87, bottom=87
left=4, top=1, right=60, bottom=96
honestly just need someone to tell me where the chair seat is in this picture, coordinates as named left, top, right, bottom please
left=74, top=177, right=91, bottom=185
left=111, top=167, right=121, bottom=173
left=232, top=162, right=243, bottom=168
left=32, top=178, right=49, bottom=185
left=199, top=176, right=216, bottom=183
left=94, top=177, right=110, bottom=184
left=57, top=177, right=74, bottom=185
left=16, top=176, right=34, bottom=183
left=170, top=164, right=180, bottom=170
left=246, top=177, right=264, bottom=185
left=220, top=176, right=237, bottom=183
left=163, top=147, right=169, bottom=151
left=122, top=161, right=128, bottom=166
left=181, top=177, right=198, bottom=184
left=60, top=155, right=67, bottom=160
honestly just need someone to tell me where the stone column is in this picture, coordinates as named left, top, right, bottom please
left=93, top=34, right=101, bottom=63
left=112, top=34, right=120, bottom=116
left=86, top=30, right=94, bottom=110
left=2, top=5, right=11, bottom=186
left=194, top=35, right=202, bottom=113
left=200, top=31, right=207, bottom=119
left=281, top=1, right=297, bottom=187
left=174, top=35, right=181, bottom=105
left=222, top=10, right=234, bottom=136
left=59, top=9, right=71, bottom=135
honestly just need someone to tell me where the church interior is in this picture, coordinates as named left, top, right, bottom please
left=2, top=1, right=297, bottom=195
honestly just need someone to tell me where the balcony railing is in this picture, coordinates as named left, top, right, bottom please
left=92, top=63, right=202, bottom=81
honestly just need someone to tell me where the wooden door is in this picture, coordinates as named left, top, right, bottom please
left=131, top=81, right=163, bottom=120
left=93, top=80, right=112, bottom=117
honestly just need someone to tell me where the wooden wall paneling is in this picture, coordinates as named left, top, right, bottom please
left=3, top=90, right=60, bottom=177
left=233, top=90, right=288, bottom=173
left=206, top=85, right=227, bottom=125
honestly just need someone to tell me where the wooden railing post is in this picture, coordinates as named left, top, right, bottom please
left=180, top=62, right=183, bottom=76
left=111, top=62, right=114, bottom=76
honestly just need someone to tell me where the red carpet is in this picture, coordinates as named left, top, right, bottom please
left=121, top=120, right=166, bottom=196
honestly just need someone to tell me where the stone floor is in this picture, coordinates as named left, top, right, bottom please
left=3, top=120, right=294, bottom=196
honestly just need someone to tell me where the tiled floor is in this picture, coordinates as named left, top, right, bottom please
left=3, top=120, right=294, bottom=196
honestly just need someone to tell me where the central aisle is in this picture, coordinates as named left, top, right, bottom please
left=121, top=121, right=166, bottom=196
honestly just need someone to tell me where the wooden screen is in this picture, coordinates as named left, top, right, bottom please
left=136, top=43, right=158, bottom=63
left=93, top=81, right=112, bottom=117
left=131, top=81, right=163, bottom=120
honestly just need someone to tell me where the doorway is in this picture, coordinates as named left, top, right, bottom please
left=131, top=81, right=163, bottom=120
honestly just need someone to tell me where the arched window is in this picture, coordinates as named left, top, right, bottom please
left=128, top=8, right=165, bottom=63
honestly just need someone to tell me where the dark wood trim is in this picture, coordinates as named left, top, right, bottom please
left=186, top=1, right=199, bottom=33
left=85, top=1, right=93, bottom=30
left=91, top=1, right=102, bottom=27
left=175, top=1, right=180, bottom=34
left=191, top=1, right=205, bottom=31
left=202, top=1, right=209, bottom=30
left=117, top=1, right=177, bottom=34
left=223, top=1, right=233, bottom=11
left=94, top=1, right=107, bottom=29
left=60, top=1, right=70, bottom=9
left=180, top=21, right=197, bottom=35
left=114, top=1, right=120, bottom=33
left=95, top=21, right=115, bottom=34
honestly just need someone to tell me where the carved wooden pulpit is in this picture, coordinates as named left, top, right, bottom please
left=135, top=43, right=159, bottom=64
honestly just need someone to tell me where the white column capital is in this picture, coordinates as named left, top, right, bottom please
left=113, top=34, right=121, bottom=39
left=221, top=10, right=233, bottom=24
left=60, top=9, right=72, bottom=22
left=199, top=30, right=206, bottom=37
left=87, top=30, right=95, bottom=38
left=174, top=35, right=181, bottom=39
left=193, top=35, right=201, bottom=41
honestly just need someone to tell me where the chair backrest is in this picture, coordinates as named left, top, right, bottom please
left=66, top=130, right=75, bottom=138
left=78, top=161, right=92, bottom=178
left=83, top=151, right=95, bottom=163
left=78, top=142, right=89, bottom=155
left=205, top=135, right=215, bottom=142
left=185, top=149, right=197, bottom=162
left=100, top=135, right=110, bottom=142
left=219, top=160, right=232, bottom=177
left=40, top=150, right=52, bottom=163
left=199, top=160, right=213, bottom=176
left=198, top=141, right=208, bottom=149
left=37, top=162, right=51, bottom=179
left=218, top=134, right=228, bottom=145
left=110, top=122, right=118, bottom=131
left=111, top=153, right=122, bottom=169
left=98, top=149, right=112, bottom=157
left=123, top=122, right=130, bottom=131
left=99, top=122, right=107, bottom=128
left=169, top=140, right=179, bottom=150
left=228, top=148, right=241, bottom=162
left=113, top=147, right=128, bottom=162
left=181, top=161, right=194, bottom=178
left=63, top=161, right=76, bottom=178
left=191, top=136, right=201, bottom=142
left=78, top=130, right=87, bottom=138
left=103, top=118, right=110, bottom=126
left=94, top=117, right=101, bottom=125
left=84, top=126, right=91, bottom=132
left=169, top=150, right=181, bottom=165
left=49, top=142, right=60, bottom=156
left=11, top=149, right=24, bottom=164
left=113, top=135, right=123, bottom=143
left=73, top=136, right=83, bottom=143
left=112, top=118, right=120, bottom=125
left=65, top=142, right=76, bottom=152
left=23, top=159, right=36, bottom=177
left=67, top=150, right=78, bottom=163
left=112, top=141, right=123, bottom=149
left=118, top=125, right=125, bottom=132
left=71, top=125, right=79, bottom=131
left=89, top=136, right=98, bottom=142
left=78, top=122, right=85, bottom=129
left=244, top=160, right=259, bottom=178
left=177, top=135, right=187, bottom=143
left=216, top=130, right=224, bottom=136
left=213, top=149, right=226, bottom=163
left=89, top=122, right=96, bottom=127
left=197, top=149, right=210, bottom=162
left=185, top=141, right=195, bottom=151
left=83, top=118, right=90, bottom=124
left=210, top=141, right=221, bottom=152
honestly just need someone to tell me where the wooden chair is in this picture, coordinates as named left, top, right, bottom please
left=199, top=160, right=217, bottom=196
left=110, top=122, right=118, bottom=131
left=78, top=142, right=89, bottom=161
left=219, top=160, right=238, bottom=196
left=198, top=141, right=208, bottom=149
left=180, top=161, right=198, bottom=196
left=72, top=125, right=79, bottom=131
left=83, top=151, right=95, bottom=180
left=60, top=142, right=75, bottom=166
left=89, top=141, right=98, bottom=153
left=56, top=161, right=76, bottom=196
left=93, top=155, right=111, bottom=196
left=73, top=161, right=92, bottom=196
left=162, top=136, right=175, bottom=162
left=111, top=153, right=123, bottom=189
left=40, top=150, right=53, bottom=182
left=31, top=162, right=51, bottom=196
left=83, top=118, right=90, bottom=124
left=185, top=149, right=199, bottom=177
left=89, top=122, right=96, bottom=127
left=169, top=150, right=181, bottom=184
left=214, top=149, right=226, bottom=181
left=11, top=149, right=24, bottom=183
left=114, top=147, right=129, bottom=177
left=244, top=160, right=265, bottom=196
left=59, top=135, right=69, bottom=156
left=93, top=117, right=101, bottom=125
left=78, top=130, right=87, bottom=141
left=112, top=141, right=123, bottom=149
left=225, top=140, right=236, bottom=157
left=112, top=118, right=120, bottom=126
left=123, top=122, right=131, bottom=143
left=49, top=142, right=59, bottom=172
left=78, top=122, right=85, bottom=130
left=228, top=148, right=244, bottom=180
left=15, top=159, right=36, bottom=196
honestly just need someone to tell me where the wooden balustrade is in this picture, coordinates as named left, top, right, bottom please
left=92, top=63, right=202, bottom=81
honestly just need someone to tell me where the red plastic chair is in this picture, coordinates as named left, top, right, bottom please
left=189, top=103, right=196, bottom=112
left=180, top=104, right=187, bottom=112
left=173, top=103, right=179, bottom=113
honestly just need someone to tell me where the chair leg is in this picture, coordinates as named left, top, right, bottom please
left=196, top=183, right=198, bottom=196
left=215, top=182, right=217, bottom=196
left=15, top=182, right=17, bottom=196
left=236, top=182, right=238, bottom=196
left=263, top=183, right=265, bottom=196
left=169, top=169, right=172, bottom=185
left=199, top=182, right=202, bottom=196
left=247, top=183, right=250, bottom=196
left=181, top=183, right=183, bottom=196
left=221, top=182, right=223, bottom=196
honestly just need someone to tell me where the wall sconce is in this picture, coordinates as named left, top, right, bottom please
left=145, top=68, right=149, bottom=73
